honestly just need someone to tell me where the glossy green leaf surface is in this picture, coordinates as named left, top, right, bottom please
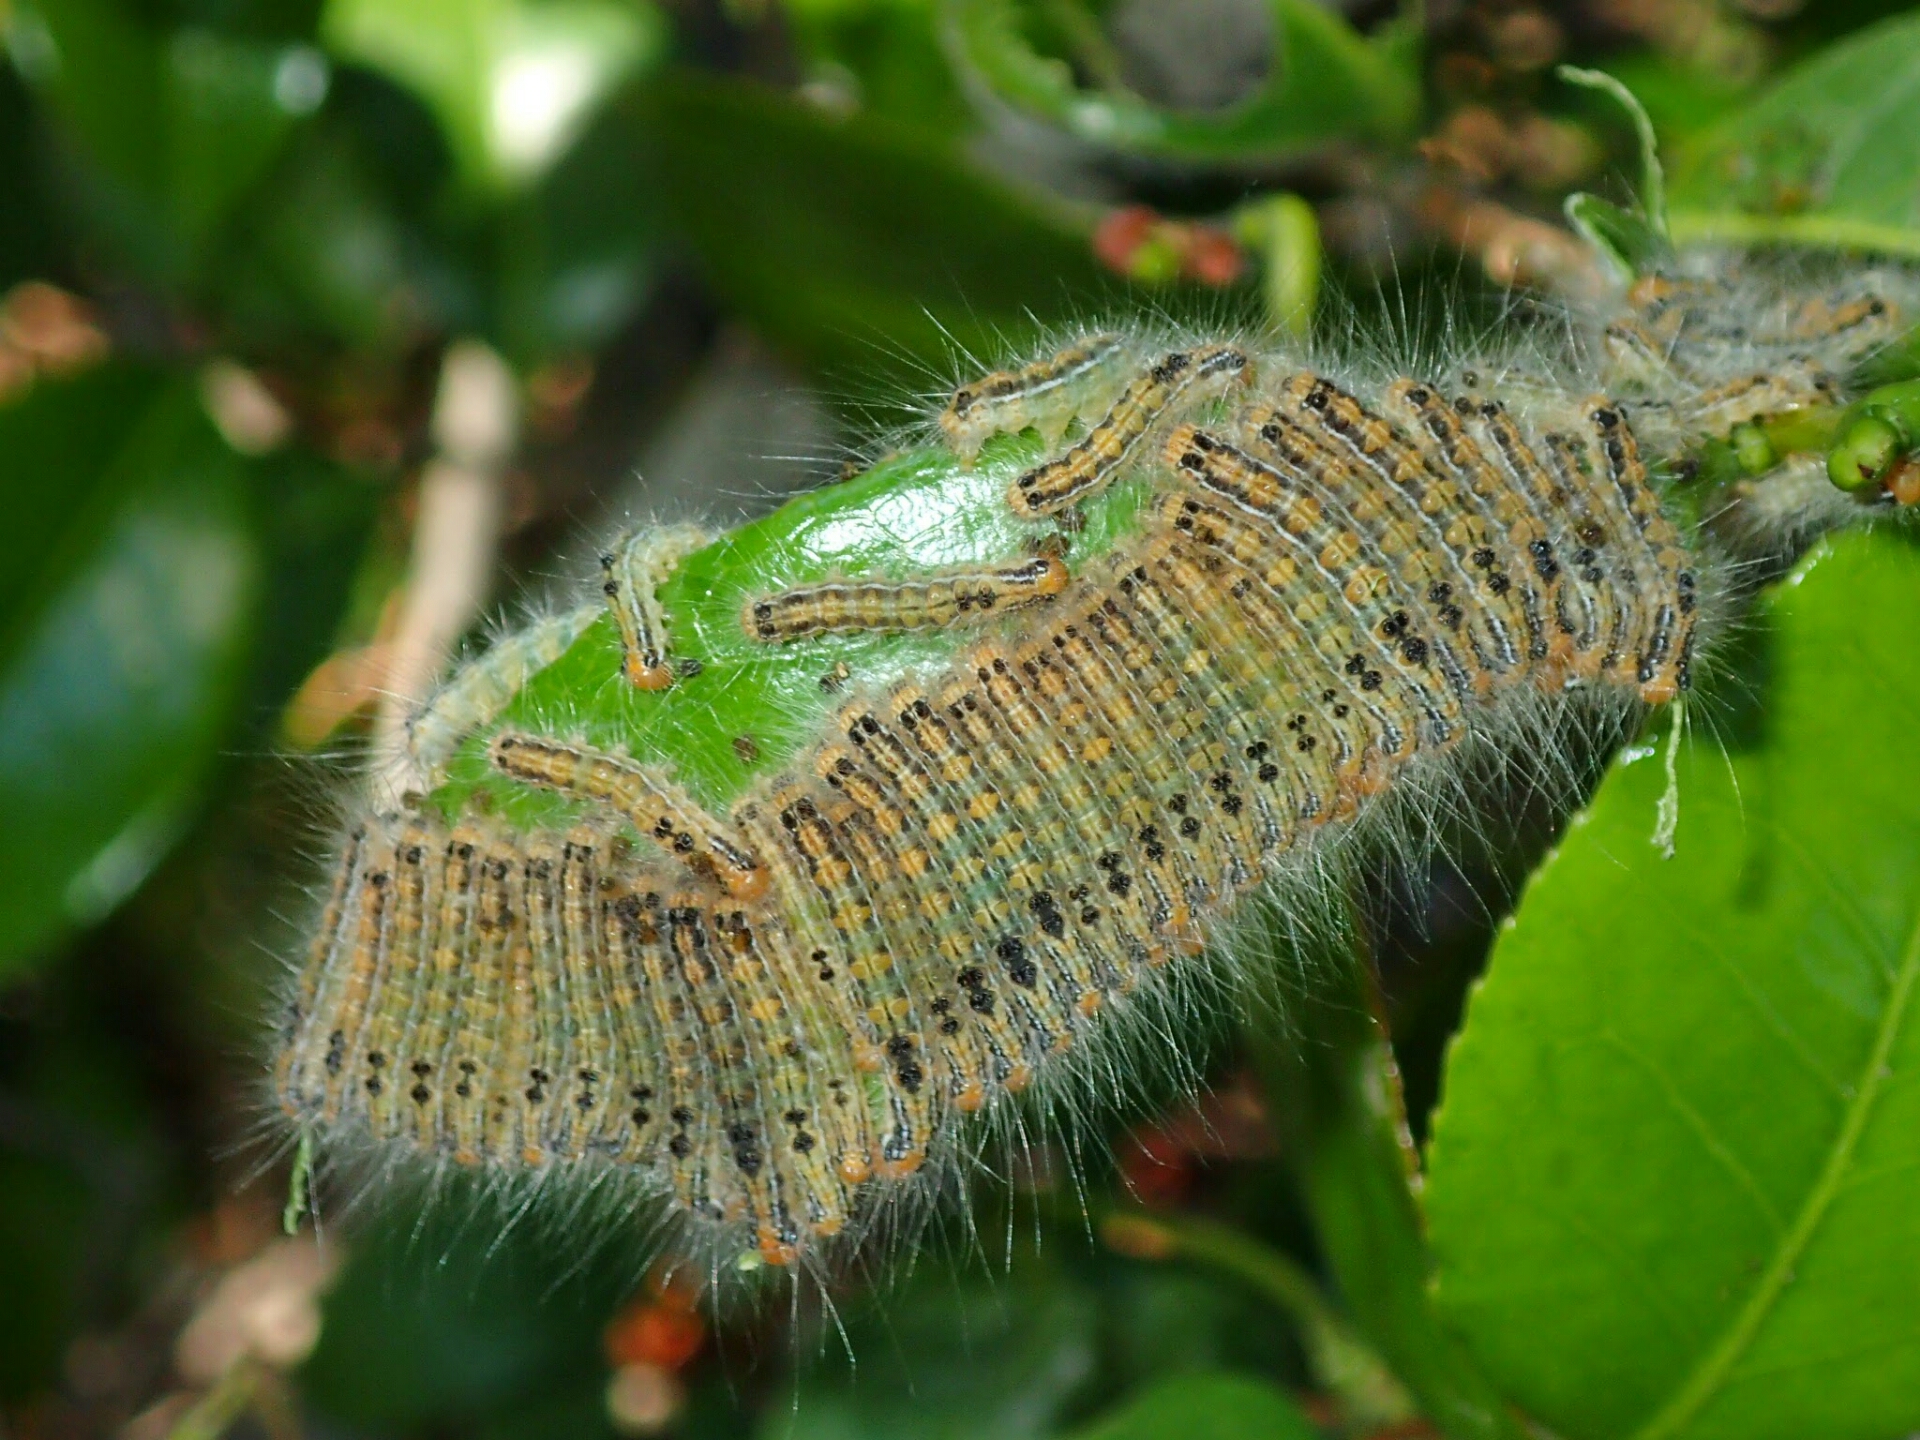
left=322, top=0, right=668, bottom=193
left=1063, top=1371, right=1318, bottom=1440
left=0, top=369, right=258, bottom=975
left=430, top=418, right=1177, bottom=826
left=1425, top=529, right=1920, bottom=1440
left=641, top=75, right=1114, bottom=379
left=939, top=0, right=1418, bottom=162
left=1667, top=10, right=1920, bottom=256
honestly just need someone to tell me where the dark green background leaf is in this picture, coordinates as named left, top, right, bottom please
left=1668, top=10, right=1920, bottom=255
left=784, top=0, right=974, bottom=136
left=0, top=991, right=170, bottom=1402
left=1063, top=1371, right=1318, bottom=1440
left=0, top=368, right=259, bottom=975
left=17, top=0, right=322, bottom=284
left=764, top=1251, right=1100, bottom=1440
left=641, top=74, right=1114, bottom=381
left=1254, top=960, right=1524, bottom=1440
left=1425, top=529, right=1920, bottom=1440
left=0, top=63, right=69, bottom=287
left=939, top=0, right=1418, bottom=162
left=320, top=0, right=669, bottom=194
left=300, top=1201, right=629, bottom=1431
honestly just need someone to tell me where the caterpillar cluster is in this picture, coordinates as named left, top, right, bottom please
left=272, top=245, right=1920, bottom=1281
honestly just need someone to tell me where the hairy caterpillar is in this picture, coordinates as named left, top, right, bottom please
left=603, top=524, right=711, bottom=691
left=941, top=330, right=1132, bottom=462
left=271, top=242, right=1920, bottom=1281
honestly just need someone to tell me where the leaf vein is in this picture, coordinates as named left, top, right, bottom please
left=1598, top=1032, right=1788, bottom=1234
left=1628, top=897, right=1920, bottom=1440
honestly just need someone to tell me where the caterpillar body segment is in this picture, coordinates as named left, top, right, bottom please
left=1254, top=375, right=1529, bottom=694
left=940, top=331, right=1133, bottom=462
left=1578, top=400, right=1699, bottom=703
left=1622, top=268, right=1903, bottom=363
left=743, top=555, right=1071, bottom=643
left=405, top=605, right=600, bottom=786
left=603, top=523, right=710, bottom=690
left=1599, top=265, right=1909, bottom=464
left=1009, top=344, right=1254, bottom=516
left=276, top=814, right=673, bottom=1172
left=1680, top=362, right=1841, bottom=437
left=487, top=732, right=770, bottom=902
left=1160, top=431, right=1465, bottom=754
left=278, top=251, right=1920, bottom=1277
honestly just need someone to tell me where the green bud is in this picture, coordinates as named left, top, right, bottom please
left=1827, top=414, right=1902, bottom=493
left=1128, top=236, right=1184, bottom=286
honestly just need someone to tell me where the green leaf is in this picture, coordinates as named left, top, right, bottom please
left=1563, top=193, right=1671, bottom=281
left=939, top=0, right=1418, bottom=162
left=489, top=82, right=665, bottom=361
left=1091, top=1259, right=1315, bottom=1401
left=781, top=0, right=975, bottom=136
left=761, top=1249, right=1099, bottom=1440
left=1096, top=1205, right=1413, bottom=1429
left=1667, top=11, right=1920, bottom=257
left=0, top=368, right=258, bottom=976
left=321, top=0, right=668, bottom=193
left=0, top=987, right=167, bottom=1401
left=1234, top=191, right=1320, bottom=336
left=164, top=28, right=322, bottom=247
left=1253, top=956, right=1527, bottom=1440
left=1424, top=529, right=1920, bottom=1440
left=1557, top=65, right=1668, bottom=238
left=1556, top=65, right=1672, bottom=279
left=1585, top=51, right=1754, bottom=157
left=1062, top=1372, right=1319, bottom=1440
left=425, top=422, right=1174, bottom=827
left=302, top=1199, right=628, bottom=1429
left=0, top=62, right=68, bottom=287
left=11, top=0, right=324, bottom=282
left=640, top=74, right=1115, bottom=380
left=242, top=444, right=380, bottom=734
left=205, top=93, right=440, bottom=353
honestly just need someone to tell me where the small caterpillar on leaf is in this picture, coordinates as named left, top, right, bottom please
left=603, top=523, right=710, bottom=690
left=743, top=554, right=1071, bottom=642
left=940, top=330, right=1132, bottom=462
left=271, top=241, right=1920, bottom=1282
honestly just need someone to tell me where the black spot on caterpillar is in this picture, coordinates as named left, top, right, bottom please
left=273, top=247, right=1920, bottom=1277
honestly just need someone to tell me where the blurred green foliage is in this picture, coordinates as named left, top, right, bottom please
left=4, top=1, right=1920, bottom=1438
left=1667, top=9, right=1920, bottom=254
left=941, top=0, right=1420, bottom=159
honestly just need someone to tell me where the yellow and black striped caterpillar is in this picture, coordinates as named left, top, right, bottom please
left=272, top=247, right=1920, bottom=1277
